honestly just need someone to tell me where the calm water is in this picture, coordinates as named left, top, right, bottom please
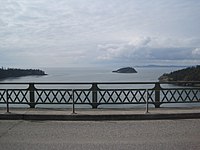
left=0, top=67, right=183, bottom=83
left=0, top=66, right=185, bottom=90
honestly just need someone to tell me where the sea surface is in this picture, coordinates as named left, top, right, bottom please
left=0, top=66, right=183, bottom=83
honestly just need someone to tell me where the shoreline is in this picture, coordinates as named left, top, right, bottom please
left=0, top=68, right=47, bottom=81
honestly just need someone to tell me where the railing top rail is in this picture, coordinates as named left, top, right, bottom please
left=159, top=81, right=200, bottom=83
left=0, top=81, right=200, bottom=85
left=0, top=82, right=156, bottom=85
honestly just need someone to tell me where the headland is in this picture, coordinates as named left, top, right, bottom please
left=0, top=67, right=47, bottom=80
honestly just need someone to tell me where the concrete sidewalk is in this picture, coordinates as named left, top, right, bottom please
left=0, top=107, right=200, bottom=121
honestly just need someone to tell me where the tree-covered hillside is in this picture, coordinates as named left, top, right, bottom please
left=0, top=68, right=47, bottom=80
left=159, top=65, right=200, bottom=82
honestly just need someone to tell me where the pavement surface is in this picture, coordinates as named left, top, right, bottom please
left=0, top=119, right=200, bottom=150
left=1, top=106, right=200, bottom=149
left=0, top=106, right=200, bottom=120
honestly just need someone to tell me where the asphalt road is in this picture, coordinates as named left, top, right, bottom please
left=0, top=119, right=200, bottom=150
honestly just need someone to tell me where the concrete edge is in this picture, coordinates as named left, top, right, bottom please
left=0, top=113, right=200, bottom=121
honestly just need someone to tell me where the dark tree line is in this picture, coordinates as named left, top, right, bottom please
left=0, top=67, right=47, bottom=80
left=166, top=65, right=200, bottom=81
left=159, top=65, right=200, bottom=82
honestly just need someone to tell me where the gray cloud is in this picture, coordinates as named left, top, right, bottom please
left=96, top=37, right=200, bottom=64
left=192, top=48, right=200, bottom=57
left=97, top=37, right=152, bottom=60
left=0, top=0, right=200, bottom=67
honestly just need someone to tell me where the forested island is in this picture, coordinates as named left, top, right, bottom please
left=159, top=65, right=200, bottom=86
left=0, top=67, right=47, bottom=80
left=112, top=67, right=137, bottom=73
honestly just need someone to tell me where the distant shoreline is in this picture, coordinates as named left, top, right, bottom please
left=135, top=65, right=188, bottom=68
left=0, top=68, right=47, bottom=80
left=158, top=65, right=200, bottom=86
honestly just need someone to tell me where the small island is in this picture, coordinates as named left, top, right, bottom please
left=0, top=67, right=47, bottom=80
left=159, top=65, right=200, bottom=86
left=112, top=67, right=137, bottom=73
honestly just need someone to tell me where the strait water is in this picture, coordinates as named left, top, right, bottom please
left=0, top=67, right=182, bottom=90
left=0, top=67, right=183, bottom=83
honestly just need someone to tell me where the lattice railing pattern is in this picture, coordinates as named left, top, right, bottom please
left=35, top=89, right=72, bottom=103
left=7, top=89, right=29, bottom=103
left=97, top=89, right=155, bottom=104
left=161, top=88, right=200, bottom=103
left=73, top=90, right=92, bottom=103
left=0, top=90, right=6, bottom=103
left=35, top=89, right=92, bottom=104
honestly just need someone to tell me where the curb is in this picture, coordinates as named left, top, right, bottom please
left=0, top=113, right=200, bottom=121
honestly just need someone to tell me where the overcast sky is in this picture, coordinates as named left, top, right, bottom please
left=1, top=0, right=200, bottom=68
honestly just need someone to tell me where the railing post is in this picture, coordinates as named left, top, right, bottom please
left=71, top=89, right=76, bottom=114
left=145, top=89, right=149, bottom=114
left=28, top=83, right=36, bottom=108
left=91, top=83, right=99, bottom=109
left=154, top=82, right=161, bottom=108
left=6, top=89, right=10, bottom=113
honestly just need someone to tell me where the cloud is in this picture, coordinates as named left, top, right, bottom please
left=192, top=48, right=200, bottom=56
left=150, top=47, right=192, bottom=60
left=97, top=37, right=151, bottom=60
left=0, top=0, right=200, bottom=67
left=96, top=37, right=200, bottom=64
